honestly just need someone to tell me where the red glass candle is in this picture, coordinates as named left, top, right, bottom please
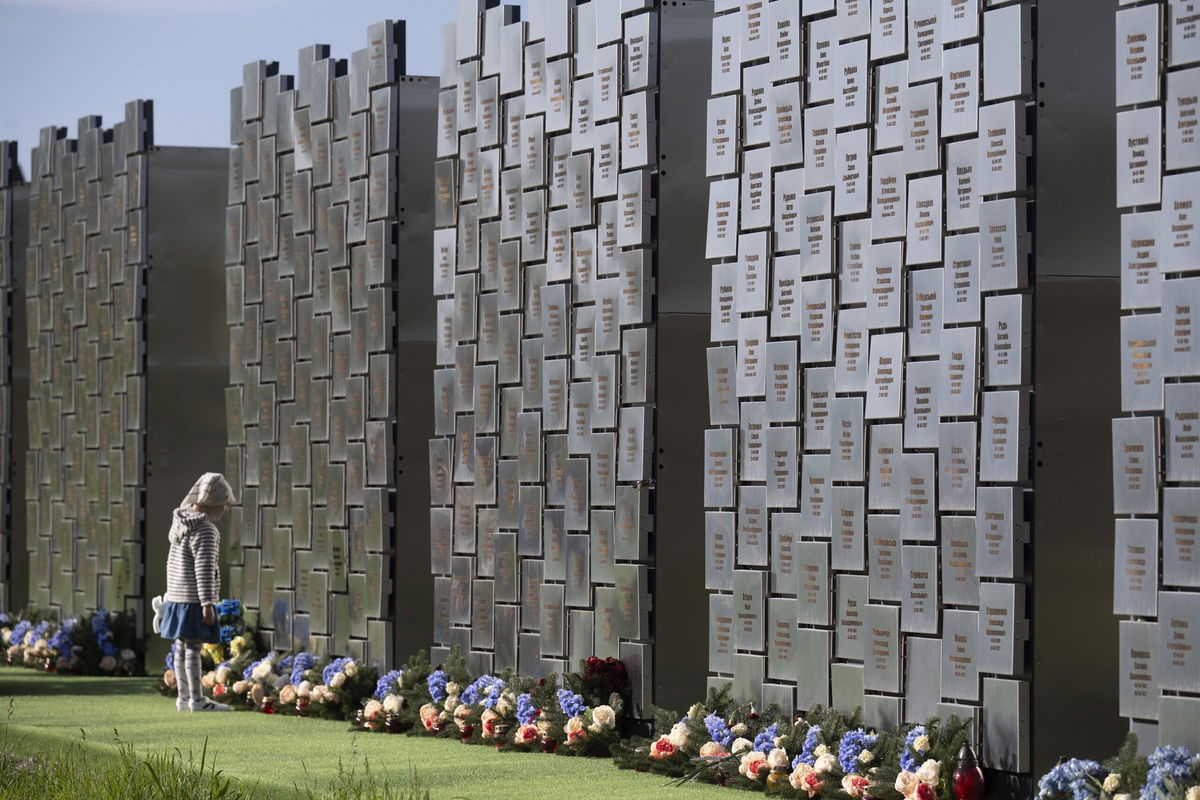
left=952, top=744, right=985, bottom=800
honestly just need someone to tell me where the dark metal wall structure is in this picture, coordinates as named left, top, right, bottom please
left=430, top=0, right=713, bottom=713
left=0, top=141, right=17, bottom=611
left=703, top=0, right=1035, bottom=774
left=1112, top=0, right=1200, bottom=754
left=225, top=21, right=436, bottom=664
left=25, top=106, right=153, bottom=617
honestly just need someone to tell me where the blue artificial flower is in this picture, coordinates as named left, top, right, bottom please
left=322, top=657, right=352, bottom=686
left=219, top=626, right=236, bottom=644
left=47, top=618, right=77, bottom=656
left=556, top=688, right=587, bottom=718
left=10, top=620, right=31, bottom=645
left=461, top=675, right=506, bottom=708
left=0, top=613, right=9, bottom=625
left=217, top=660, right=231, bottom=671
left=704, top=713, right=733, bottom=748
left=793, top=725, right=822, bottom=768
left=839, top=728, right=879, bottom=774
left=278, top=654, right=294, bottom=672
left=754, top=723, right=780, bottom=754
left=290, top=652, right=318, bottom=686
left=375, top=669, right=403, bottom=700
left=427, top=669, right=448, bottom=703
left=32, top=621, right=51, bottom=639
left=216, top=599, right=242, bottom=619
left=901, top=725, right=928, bottom=773
left=1036, top=758, right=1107, bottom=800
left=1140, top=747, right=1195, bottom=800
left=516, top=693, right=538, bottom=725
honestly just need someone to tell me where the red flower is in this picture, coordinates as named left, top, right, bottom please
left=649, top=736, right=678, bottom=760
left=915, top=782, right=936, bottom=800
left=213, top=684, right=226, bottom=697
left=483, top=717, right=497, bottom=736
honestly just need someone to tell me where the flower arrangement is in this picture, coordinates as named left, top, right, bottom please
left=159, top=599, right=260, bottom=698
left=2, top=607, right=141, bottom=676
left=1035, top=735, right=1200, bottom=800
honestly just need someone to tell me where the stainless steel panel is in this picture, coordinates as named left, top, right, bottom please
left=705, top=428, right=735, bottom=509
left=796, top=629, right=832, bottom=710
left=901, top=545, right=940, bottom=635
left=1119, top=620, right=1160, bottom=721
left=903, top=82, right=940, bottom=174
left=740, top=401, right=768, bottom=482
left=622, top=327, right=652, bottom=403
left=831, top=396, right=865, bottom=481
left=711, top=11, right=741, bottom=95
left=1163, top=489, right=1200, bottom=588
left=738, top=485, right=769, bottom=566
left=939, top=421, right=978, bottom=511
left=705, top=177, right=740, bottom=259
left=740, top=147, right=771, bottom=231
left=863, top=604, right=901, bottom=693
left=615, top=485, right=649, bottom=561
left=517, top=410, right=542, bottom=483
left=868, top=514, right=902, bottom=602
left=565, top=534, right=591, bottom=608
left=590, top=431, right=616, bottom=506
left=521, top=335, right=544, bottom=409
left=765, top=341, right=798, bottom=422
left=544, top=508, right=567, bottom=581
left=614, top=563, right=650, bottom=640
left=796, top=540, right=829, bottom=626
left=941, top=609, right=980, bottom=701
left=519, top=485, right=544, bottom=557
left=939, top=325, right=978, bottom=417
left=774, top=168, right=805, bottom=253
left=770, top=512, right=800, bottom=596
left=766, top=425, right=798, bottom=508
left=946, top=140, right=981, bottom=232
left=900, top=452, right=937, bottom=541
left=981, top=678, right=1030, bottom=772
left=804, top=367, right=835, bottom=450
left=733, top=569, right=766, bottom=651
left=979, top=101, right=1029, bottom=197
left=944, top=233, right=981, bottom=324
left=979, top=390, right=1028, bottom=483
left=910, top=268, right=944, bottom=358
left=767, top=596, right=799, bottom=683
left=836, top=307, right=870, bottom=393
left=568, top=381, right=593, bottom=455
left=430, top=438, right=453, bottom=505
left=707, top=95, right=740, bottom=177
left=906, top=175, right=943, bottom=265
left=829, top=485, right=865, bottom=572
left=1158, top=591, right=1200, bottom=692
left=905, top=636, right=943, bottom=724
left=942, top=44, right=981, bottom=139
left=979, top=197, right=1028, bottom=292
left=565, top=457, right=590, bottom=531
left=979, top=581, right=1026, bottom=676
left=1117, top=5, right=1161, bottom=107
left=866, top=332, right=906, bottom=419
left=874, top=59, right=909, bottom=153
left=807, top=16, right=837, bottom=104
left=984, top=293, right=1031, bottom=387
left=590, top=354, right=617, bottom=428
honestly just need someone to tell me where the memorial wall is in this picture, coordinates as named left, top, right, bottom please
left=0, top=141, right=16, bottom=611
left=703, top=0, right=1033, bottom=772
left=23, top=106, right=153, bottom=617
left=429, top=0, right=664, bottom=711
left=1113, top=0, right=1200, bottom=752
left=224, top=22, right=436, bottom=663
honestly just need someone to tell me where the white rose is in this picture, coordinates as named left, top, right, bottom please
left=668, top=722, right=690, bottom=748
left=344, top=661, right=358, bottom=677
left=445, top=682, right=460, bottom=696
left=1184, top=788, right=1200, bottom=800
left=496, top=697, right=513, bottom=715
left=329, top=672, right=347, bottom=689
left=688, top=704, right=704, bottom=720
left=913, top=735, right=930, bottom=753
left=895, top=771, right=919, bottom=797
left=590, top=705, right=617, bottom=731
left=731, top=737, right=754, bottom=754
left=814, top=743, right=830, bottom=757
left=731, top=723, right=748, bottom=737
left=1102, top=774, right=1121, bottom=794
left=767, top=748, right=790, bottom=769
left=312, top=684, right=328, bottom=701
left=215, top=666, right=231, bottom=684
left=444, top=696, right=459, bottom=713
left=815, top=753, right=838, bottom=774
left=1114, top=795, right=1132, bottom=800
left=232, top=680, right=248, bottom=694
left=915, top=759, right=940, bottom=786
left=120, top=648, right=136, bottom=662
left=700, top=741, right=728, bottom=758
left=859, top=749, right=874, bottom=764
left=251, top=661, right=273, bottom=681
left=297, top=681, right=312, bottom=698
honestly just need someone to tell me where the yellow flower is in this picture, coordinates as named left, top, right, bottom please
left=202, top=644, right=225, bottom=663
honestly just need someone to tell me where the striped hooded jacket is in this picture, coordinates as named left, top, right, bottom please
left=165, top=509, right=220, bottom=605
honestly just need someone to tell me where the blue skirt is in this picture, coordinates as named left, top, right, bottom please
left=159, top=601, right=220, bottom=643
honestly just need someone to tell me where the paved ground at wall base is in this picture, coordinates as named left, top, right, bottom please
left=0, top=671, right=724, bottom=800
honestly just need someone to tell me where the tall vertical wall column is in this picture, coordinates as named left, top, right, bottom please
left=0, top=141, right=17, bottom=611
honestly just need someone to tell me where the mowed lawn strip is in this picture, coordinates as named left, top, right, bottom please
left=0, top=671, right=728, bottom=800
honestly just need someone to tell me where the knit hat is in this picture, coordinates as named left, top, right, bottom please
left=179, top=472, right=237, bottom=509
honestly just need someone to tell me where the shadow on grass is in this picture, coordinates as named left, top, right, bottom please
left=0, top=673, right=158, bottom=699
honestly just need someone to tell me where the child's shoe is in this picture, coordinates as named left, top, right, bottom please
left=189, top=698, right=230, bottom=712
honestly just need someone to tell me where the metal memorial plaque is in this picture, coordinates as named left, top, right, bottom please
left=836, top=307, right=870, bottom=393
left=909, top=267, right=945, bottom=358
left=866, top=332, right=905, bottom=420
left=707, top=511, right=736, bottom=592
left=705, top=428, right=736, bottom=508
left=771, top=513, right=800, bottom=596
left=802, top=279, right=835, bottom=364
left=868, top=514, right=902, bottom=602
left=738, top=485, right=769, bottom=566
left=706, top=178, right=740, bottom=259
left=942, top=44, right=980, bottom=137
left=1122, top=211, right=1162, bottom=311
left=622, top=328, right=652, bottom=404
left=567, top=381, right=593, bottom=455
left=1119, top=620, right=1160, bottom=722
left=831, top=486, right=866, bottom=572
left=431, top=508, right=453, bottom=575
left=863, top=604, right=901, bottom=693
left=738, top=231, right=769, bottom=312
left=1117, top=108, right=1162, bottom=209
left=942, top=609, right=981, bottom=701
left=734, top=569, right=767, bottom=652
left=796, top=629, right=833, bottom=710
left=901, top=453, right=937, bottom=541
left=979, top=101, right=1029, bottom=197
left=867, top=242, right=903, bottom=329
left=903, top=82, right=940, bottom=174
left=807, top=16, right=837, bottom=104
left=616, top=486, right=650, bottom=562
left=939, top=325, right=978, bottom=418
left=591, top=354, right=616, bottom=429
left=743, top=64, right=772, bottom=148
left=983, top=3, right=1031, bottom=100
left=835, top=128, right=870, bottom=217
left=872, top=151, right=907, bottom=242
left=979, top=198, right=1027, bottom=292
left=1117, top=5, right=1161, bottom=107
left=770, top=0, right=802, bottom=81
left=709, top=593, right=736, bottom=674
left=1158, top=592, right=1200, bottom=692
left=800, top=454, right=832, bottom=537
left=946, top=140, right=981, bottom=233
left=591, top=432, right=617, bottom=507
left=1113, top=416, right=1159, bottom=514
left=766, top=341, right=799, bottom=422
left=944, top=234, right=981, bottom=324
left=979, top=390, right=1029, bottom=483
left=984, top=293, right=1031, bottom=387
left=770, top=81, right=804, bottom=167
left=1163, top=490, right=1200, bottom=588
left=770, top=258, right=802, bottom=339
left=774, top=169, right=805, bottom=253
left=796, top=541, right=830, bottom=626
left=767, top=597, right=800, bottom=682
left=976, top=486, right=1025, bottom=579
left=907, top=175, right=944, bottom=265
left=942, top=516, right=979, bottom=607
left=805, top=367, right=836, bottom=451
left=804, top=104, right=835, bottom=189
left=711, top=11, right=741, bottom=95
left=978, top=582, right=1026, bottom=676
left=801, top=191, right=834, bottom=275
left=831, top=396, right=865, bottom=482
left=1121, top=313, right=1163, bottom=412
left=737, top=316, right=768, bottom=398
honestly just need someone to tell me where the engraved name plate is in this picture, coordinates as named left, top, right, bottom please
left=1113, top=416, right=1159, bottom=514
left=1115, top=518, right=1160, bottom=616
left=1163, top=489, right=1200, bottom=588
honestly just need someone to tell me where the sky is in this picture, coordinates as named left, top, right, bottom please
left=0, top=0, right=527, bottom=178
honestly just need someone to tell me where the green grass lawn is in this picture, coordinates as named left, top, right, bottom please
left=0, top=669, right=726, bottom=800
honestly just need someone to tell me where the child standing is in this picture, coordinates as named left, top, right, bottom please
left=159, top=472, right=236, bottom=712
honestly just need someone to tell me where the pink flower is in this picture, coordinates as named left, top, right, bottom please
left=516, top=723, right=541, bottom=745
left=649, top=736, right=678, bottom=760
left=842, top=774, right=872, bottom=798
